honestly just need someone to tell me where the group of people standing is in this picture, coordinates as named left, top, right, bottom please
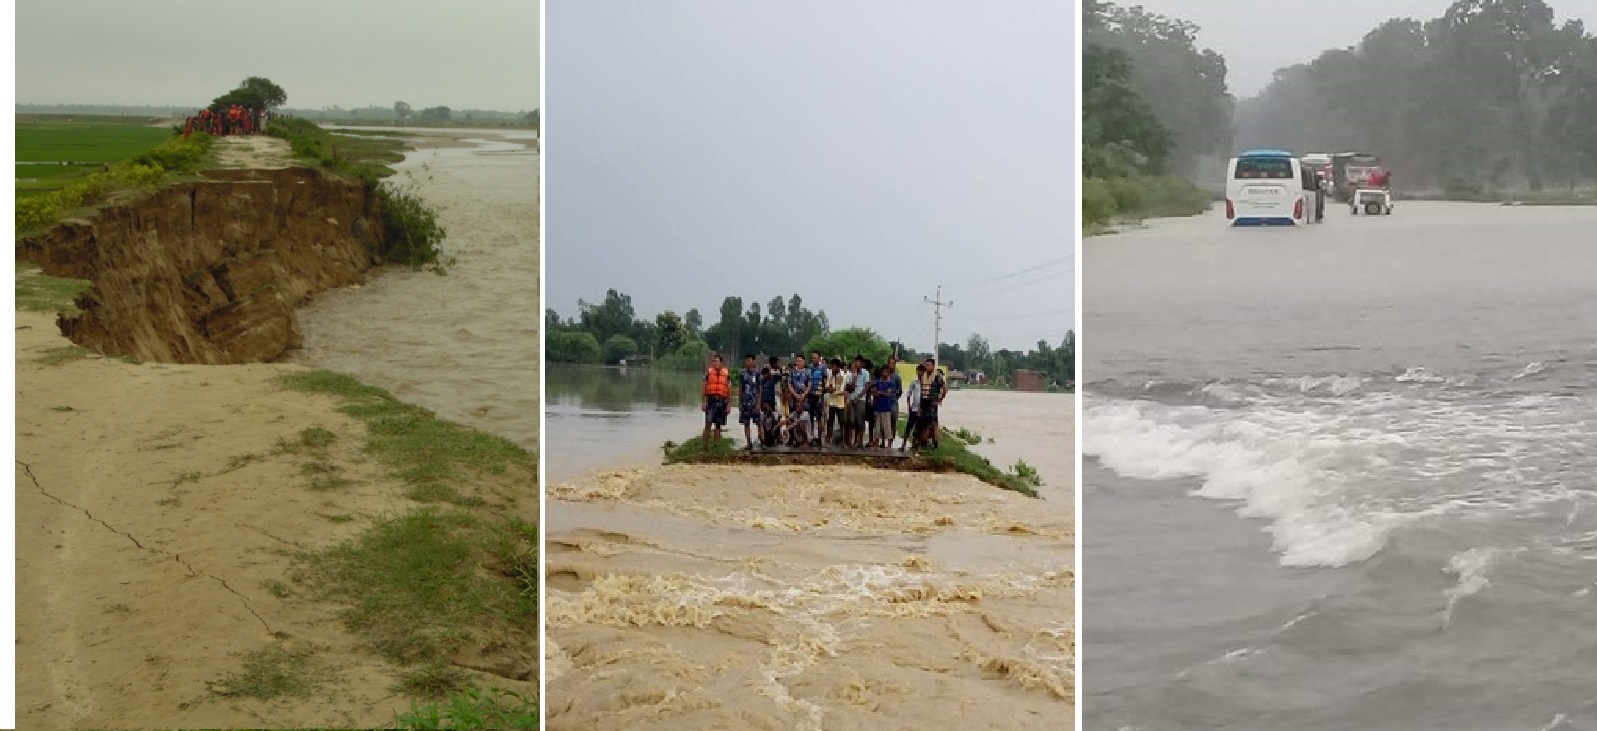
left=700, top=351, right=948, bottom=453
left=182, top=105, right=275, bottom=138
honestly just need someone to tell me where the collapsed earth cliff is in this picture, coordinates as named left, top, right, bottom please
left=17, top=166, right=383, bottom=364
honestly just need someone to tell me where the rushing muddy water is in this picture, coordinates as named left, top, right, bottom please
left=545, top=389, right=1075, bottom=730
left=1083, top=202, right=1597, bottom=730
left=288, top=129, right=538, bottom=450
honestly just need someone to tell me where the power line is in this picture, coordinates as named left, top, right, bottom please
left=963, top=307, right=1073, bottom=324
left=954, top=256, right=1070, bottom=291
left=956, top=271, right=1070, bottom=303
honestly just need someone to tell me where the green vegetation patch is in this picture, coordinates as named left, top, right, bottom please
left=292, top=507, right=536, bottom=665
left=33, top=346, right=93, bottom=366
left=16, top=119, right=172, bottom=164
left=275, top=370, right=536, bottom=673
left=394, top=685, right=539, bottom=730
left=15, top=263, right=93, bottom=314
left=265, top=117, right=406, bottom=181
left=15, top=132, right=214, bottom=234
left=664, top=425, right=1040, bottom=497
left=265, top=118, right=450, bottom=271
left=206, top=641, right=333, bottom=700
left=275, top=371, right=532, bottom=497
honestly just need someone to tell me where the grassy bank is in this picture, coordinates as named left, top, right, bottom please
left=269, top=370, right=536, bottom=726
left=663, top=423, right=1041, bottom=497
left=266, top=117, right=408, bottom=181
left=266, top=118, right=450, bottom=271
left=16, top=262, right=92, bottom=314
left=1083, top=175, right=1211, bottom=234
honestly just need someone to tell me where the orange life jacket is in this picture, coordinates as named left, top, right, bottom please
left=704, top=367, right=730, bottom=398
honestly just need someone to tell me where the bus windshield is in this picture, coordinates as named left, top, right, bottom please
left=1234, top=157, right=1294, bottom=179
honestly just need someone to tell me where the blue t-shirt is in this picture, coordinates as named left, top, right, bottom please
left=888, top=373, right=903, bottom=404
left=760, top=371, right=779, bottom=402
left=740, top=368, right=760, bottom=403
left=789, top=367, right=811, bottom=397
left=872, top=377, right=896, bottom=412
left=810, top=363, right=828, bottom=395
left=850, top=370, right=870, bottom=402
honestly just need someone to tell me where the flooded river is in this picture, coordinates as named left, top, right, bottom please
left=1083, top=202, right=1597, bottom=730
left=544, top=388, right=1075, bottom=730
left=545, top=365, right=702, bottom=484
left=289, top=129, right=538, bottom=451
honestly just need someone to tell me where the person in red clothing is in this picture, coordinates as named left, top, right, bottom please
left=1367, top=166, right=1391, bottom=189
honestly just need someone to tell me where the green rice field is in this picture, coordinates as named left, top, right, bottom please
left=16, top=115, right=173, bottom=197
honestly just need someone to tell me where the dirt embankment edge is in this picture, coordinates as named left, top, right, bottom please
left=16, top=166, right=383, bottom=364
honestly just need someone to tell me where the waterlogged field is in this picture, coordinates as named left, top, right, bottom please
left=15, top=115, right=173, bottom=197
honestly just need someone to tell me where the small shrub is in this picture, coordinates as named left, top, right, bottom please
left=1010, top=459, right=1043, bottom=488
left=378, top=175, right=450, bottom=271
left=1082, top=177, right=1117, bottom=225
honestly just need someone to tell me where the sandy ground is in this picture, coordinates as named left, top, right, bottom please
left=210, top=136, right=296, bottom=169
left=13, top=309, right=516, bottom=729
left=545, top=390, right=1075, bottom=730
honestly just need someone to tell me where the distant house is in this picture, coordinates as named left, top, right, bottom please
left=1012, top=369, right=1046, bottom=392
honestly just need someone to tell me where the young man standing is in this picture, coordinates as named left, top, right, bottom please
left=738, top=354, right=761, bottom=450
left=917, top=358, right=946, bottom=449
left=885, top=355, right=903, bottom=440
left=825, top=358, right=847, bottom=446
left=899, top=363, right=924, bottom=451
left=848, top=356, right=871, bottom=448
left=809, top=350, right=828, bottom=446
left=760, top=357, right=781, bottom=444
left=870, top=366, right=896, bottom=448
left=701, top=353, right=732, bottom=451
left=788, top=355, right=812, bottom=446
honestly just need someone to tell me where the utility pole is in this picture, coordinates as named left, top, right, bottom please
left=924, top=284, right=953, bottom=372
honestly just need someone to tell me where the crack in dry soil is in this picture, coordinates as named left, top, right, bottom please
left=18, top=460, right=276, bottom=636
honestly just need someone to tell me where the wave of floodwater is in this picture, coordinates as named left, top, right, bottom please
left=1085, top=360, right=1597, bottom=568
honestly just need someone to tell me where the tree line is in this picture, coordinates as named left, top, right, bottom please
left=1235, top=0, right=1597, bottom=193
left=545, top=289, right=1075, bottom=388
left=1081, top=0, right=1229, bottom=227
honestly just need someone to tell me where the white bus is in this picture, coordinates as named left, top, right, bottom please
left=1225, top=149, right=1322, bottom=226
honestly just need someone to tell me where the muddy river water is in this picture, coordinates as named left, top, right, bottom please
left=545, top=388, right=1075, bottom=730
left=288, top=129, right=538, bottom=451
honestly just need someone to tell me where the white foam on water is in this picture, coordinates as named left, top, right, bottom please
left=1086, top=385, right=1597, bottom=569
left=1513, top=361, right=1550, bottom=380
left=1084, top=397, right=1405, bottom=567
left=1395, top=366, right=1447, bottom=383
left=1441, top=547, right=1514, bottom=626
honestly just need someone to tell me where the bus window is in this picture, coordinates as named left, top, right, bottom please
left=1235, top=157, right=1293, bottom=179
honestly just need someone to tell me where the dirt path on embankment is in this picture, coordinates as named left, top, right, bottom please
left=14, top=306, right=533, bottom=729
left=544, top=391, right=1075, bottom=731
left=211, top=135, right=296, bottom=169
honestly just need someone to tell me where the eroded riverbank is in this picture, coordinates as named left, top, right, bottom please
left=288, top=128, right=539, bottom=450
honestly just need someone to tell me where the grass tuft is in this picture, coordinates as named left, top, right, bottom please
left=16, top=265, right=93, bottom=314
left=34, top=346, right=93, bottom=366
left=293, top=508, right=536, bottom=666
left=206, top=642, right=331, bottom=700
left=393, top=685, right=538, bottom=730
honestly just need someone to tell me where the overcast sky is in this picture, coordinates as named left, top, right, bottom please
left=1130, top=0, right=1597, bottom=98
left=547, top=1, right=1072, bottom=352
left=15, top=0, right=538, bottom=111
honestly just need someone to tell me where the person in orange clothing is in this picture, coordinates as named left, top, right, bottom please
left=700, top=352, right=732, bottom=451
